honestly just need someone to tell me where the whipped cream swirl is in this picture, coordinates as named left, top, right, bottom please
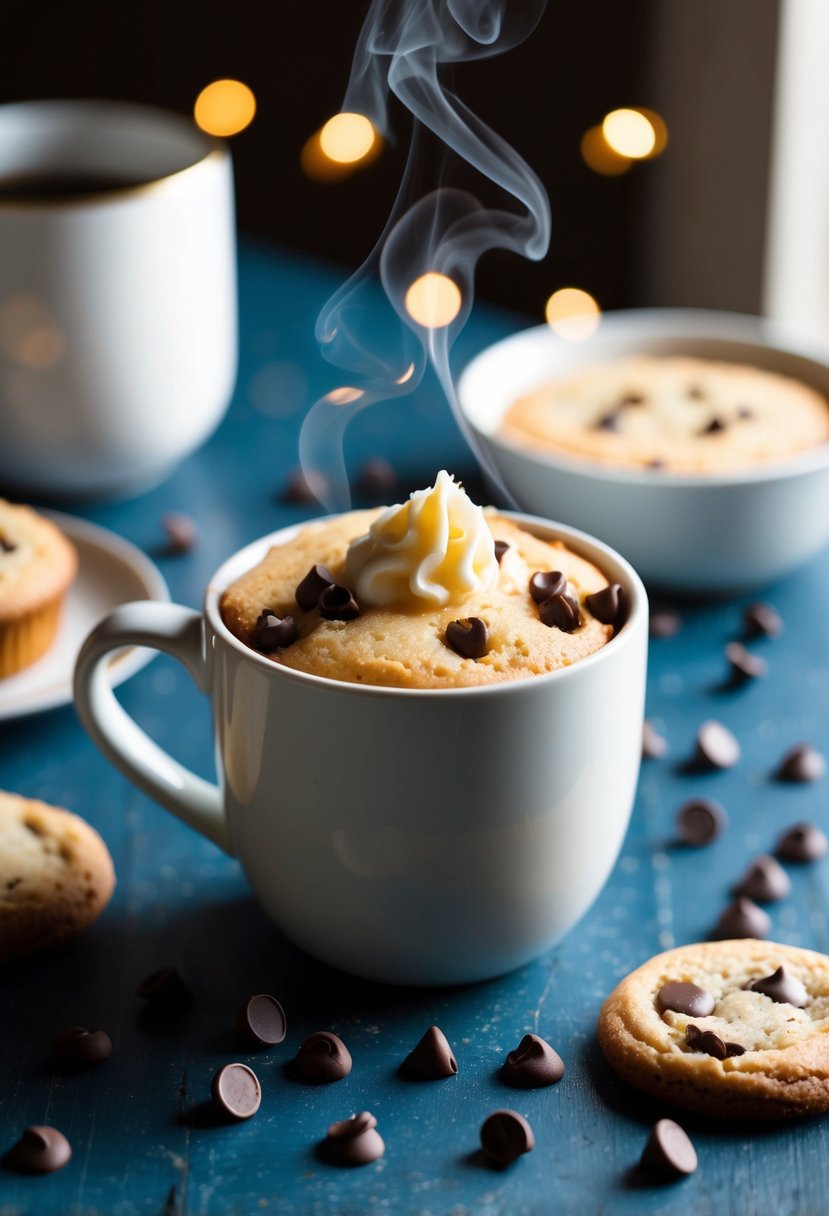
left=345, top=470, right=498, bottom=607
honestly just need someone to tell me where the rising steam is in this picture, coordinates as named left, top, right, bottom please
left=298, top=0, right=551, bottom=509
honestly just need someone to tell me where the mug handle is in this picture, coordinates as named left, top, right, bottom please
left=73, top=601, right=232, bottom=854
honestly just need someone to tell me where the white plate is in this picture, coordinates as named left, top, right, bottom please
left=0, top=511, right=169, bottom=721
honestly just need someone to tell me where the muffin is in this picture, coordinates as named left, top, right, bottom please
left=220, top=472, right=622, bottom=690
left=501, top=355, right=829, bottom=474
left=0, top=501, right=78, bottom=678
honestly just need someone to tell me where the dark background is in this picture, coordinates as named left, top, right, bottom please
left=1, top=0, right=780, bottom=321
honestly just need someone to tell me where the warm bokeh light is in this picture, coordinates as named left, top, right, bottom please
left=634, top=107, right=669, bottom=157
left=404, top=273, right=462, bottom=329
left=396, top=362, right=416, bottom=384
left=194, top=80, right=256, bottom=137
left=545, top=288, right=601, bottom=342
left=602, top=108, right=656, bottom=159
left=0, top=295, right=65, bottom=368
left=325, top=386, right=364, bottom=406
left=580, top=125, right=632, bottom=176
left=319, top=113, right=376, bottom=164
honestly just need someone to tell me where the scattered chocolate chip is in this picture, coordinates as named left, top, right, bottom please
left=620, top=391, right=645, bottom=406
left=538, top=593, right=581, bottom=632
left=235, top=994, right=287, bottom=1049
left=253, top=611, right=298, bottom=652
left=479, top=1109, right=534, bottom=1167
left=161, top=512, right=198, bottom=555
left=295, top=564, right=336, bottom=611
left=292, top=1031, right=352, bottom=1084
left=494, top=540, right=509, bottom=564
left=585, top=583, right=625, bottom=629
left=685, top=1024, right=727, bottom=1059
left=745, top=965, right=808, bottom=1008
left=776, top=743, right=826, bottom=783
left=713, top=896, right=771, bottom=940
left=323, top=1112, right=385, bottom=1166
left=52, top=1026, right=112, bottom=1068
left=318, top=584, right=361, bottom=621
left=279, top=467, right=328, bottom=505
left=0, top=536, right=16, bottom=553
left=700, top=416, right=727, bottom=435
left=642, top=720, right=669, bottom=760
left=500, top=1034, right=564, bottom=1088
left=354, top=457, right=398, bottom=501
left=445, top=617, right=489, bottom=660
left=656, top=983, right=715, bottom=1019
left=400, top=1025, right=457, bottom=1080
left=695, top=719, right=740, bottom=770
left=595, top=409, right=621, bottom=432
left=211, top=1063, right=261, bottom=1120
left=776, top=821, right=829, bottom=863
left=734, top=854, right=791, bottom=903
left=725, top=641, right=767, bottom=682
left=528, top=570, right=566, bottom=603
left=675, top=798, right=727, bottom=846
left=649, top=606, right=682, bottom=638
left=687, top=384, right=706, bottom=400
left=743, top=602, right=783, bottom=639
left=640, top=1118, right=698, bottom=1181
left=4, top=1126, right=71, bottom=1174
left=136, top=966, right=193, bottom=1016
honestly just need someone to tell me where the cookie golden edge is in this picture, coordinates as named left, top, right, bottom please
left=597, top=939, right=829, bottom=1121
left=0, top=791, right=116, bottom=963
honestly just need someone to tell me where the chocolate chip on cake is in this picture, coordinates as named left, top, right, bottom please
left=734, top=854, right=791, bottom=903
left=479, top=1109, right=534, bottom=1167
left=743, top=602, right=783, bottom=639
left=318, top=584, right=360, bottom=621
left=744, top=965, right=808, bottom=1008
left=253, top=611, right=298, bottom=652
left=0, top=536, right=16, bottom=553
left=400, top=1025, right=457, bottom=1080
left=700, top=416, right=727, bottom=435
left=211, top=1063, right=261, bottom=1120
left=675, top=798, right=728, bottom=846
left=585, top=583, right=625, bottom=629
left=642, top=720, right=669, bottom=760
left=695, top=719, right=740, bottom=770
left=538, top=593, right=581, bottom=632
left=713, top=897, right=771, bottom=940
left=292, top=1031, right=352, bottom=1083
left=445, top=617, right=488, bottom=660
left=295, top=564, right=336, bottom=611
left=776, top=821, right=829, bottom=863
left=640, top=1119, right=698, bottom=1181
left=620, top=391, right=645, bottom=406
left=656, top=982, right=715, bottom=1018
left=685, top=1024, right=727, bottom=1059
left=500, top=1034, right=564, bottom=1088
left=493, top=539, right=509, bottom=564
left=775, top=743, right=826, bottom=783
left=161, top=512, right=198, bottom=555
left=595, top=409, right=621, bottom=432
left=725, top=641, right=767, bottom=682
left=649, top=606, right=682, bottom=638
left=323, top=1112, right=385, bottom=1166
left=5, top=1126, right=71, bottom=1174
left=687, top=383, right=706, bottom=400
left=528, top=570, right=566, bottom=603
left=52, top=1026, right=112, bottom=1068
left=235, top=994, right=287, bottom=1049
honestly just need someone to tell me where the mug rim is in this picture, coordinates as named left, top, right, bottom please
left=0, top=98, right=226, bottom=209
left=203, top=507, right=648, bottom=699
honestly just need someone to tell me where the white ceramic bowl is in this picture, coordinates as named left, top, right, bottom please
left=457, top=309, right=829, bottom=593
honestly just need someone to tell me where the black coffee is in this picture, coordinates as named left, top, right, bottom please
left=0, top=169, right=148, bottom=200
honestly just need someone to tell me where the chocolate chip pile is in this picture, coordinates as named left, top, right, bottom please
left=3, top=969, right=567, bottom=1178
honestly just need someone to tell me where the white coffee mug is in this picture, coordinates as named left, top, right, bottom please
left=0, top=100, right=237, bottom=498
left=74, top=512, right=648, bottom=985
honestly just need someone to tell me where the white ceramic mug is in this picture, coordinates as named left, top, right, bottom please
left=0, top=100, right=237, bottom=498
left=73, top=512, right=648, bottom=985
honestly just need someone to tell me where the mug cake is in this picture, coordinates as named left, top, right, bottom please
left=501, top=355, right=829, bottom=474
left=220, top=471, right=624, bottom=689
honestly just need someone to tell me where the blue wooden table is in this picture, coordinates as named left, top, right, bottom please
left=3, top=239, right=829, bottom=1216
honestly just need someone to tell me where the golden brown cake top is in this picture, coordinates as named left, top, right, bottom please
left=0, top=500, right=78, bottom=622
